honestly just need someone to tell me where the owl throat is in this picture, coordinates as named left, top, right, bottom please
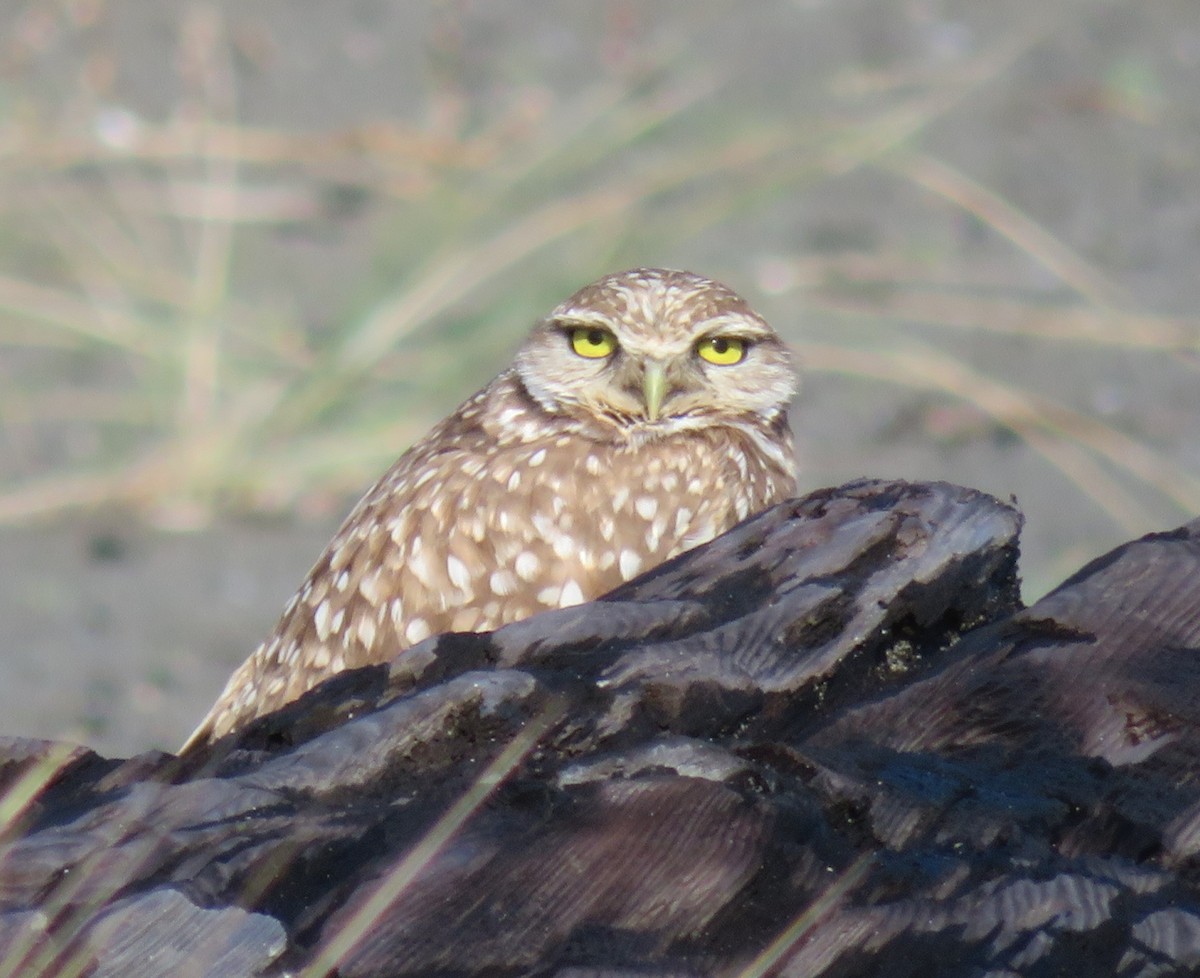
left=509, top=368, right=785, bottom=457
left=548, top=388, right=779, bottom=457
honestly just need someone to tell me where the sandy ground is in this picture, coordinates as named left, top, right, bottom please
left=2, top=0, right=1199, bottom=756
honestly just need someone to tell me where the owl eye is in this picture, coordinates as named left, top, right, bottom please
left=696, top=336, right=746, bottom=366
left=570, top=326, right=618, bottom=359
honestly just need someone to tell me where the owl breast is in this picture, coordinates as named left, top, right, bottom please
left=316, top=375, right=796, bottom=672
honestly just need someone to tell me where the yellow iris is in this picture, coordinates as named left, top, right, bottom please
left=696, top=336, right=746, bottom=365
left=570, top=327, right=618, bottom=359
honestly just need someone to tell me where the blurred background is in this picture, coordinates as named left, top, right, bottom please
left=1, top=0, right=1198, bottom=755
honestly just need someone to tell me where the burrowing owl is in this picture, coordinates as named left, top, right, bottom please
left=184, top=268, right=797, bottom=748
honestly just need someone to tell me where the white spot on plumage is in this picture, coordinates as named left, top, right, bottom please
left=635, top=496, right=658, bottom=520
left=314, top=600, right=333, bottom=641
left=490, top=569, right=518, bottom=596
left=357, top=568, right=385, bottom=607
left=651, top=515, right=668, bottom=544
left=515, top=551, right=541, bottom=581
left=389, top=519, right=409, bottom=546
left=674, top=507, right=694, bottom=535
left=410, top=547, right=435, bottom=587
left=619, top=550, right=643, bottom=580
left=559, top=580, right=584, bottom=607
left=330, top=544, right=353, bottom=572
left=412, top=468, right=439, bottom=490
left=405, top=617, right=431, bottom=644
left=356, top=614, right=377, bottom=649
left=646, top=522, right=662, bottom=553
left=447, top=554, right=472, bottom=592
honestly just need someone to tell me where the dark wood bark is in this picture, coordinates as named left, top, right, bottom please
left=5, top=480, right=1199, bottom=977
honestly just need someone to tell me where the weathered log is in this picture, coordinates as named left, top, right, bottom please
left=4, top=480, right=1199, bottom=977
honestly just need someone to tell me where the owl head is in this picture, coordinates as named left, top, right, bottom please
left=515, top=268, right=796, bottom=434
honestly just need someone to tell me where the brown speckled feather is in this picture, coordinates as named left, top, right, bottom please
left=185, top=268, right=797, bottom=748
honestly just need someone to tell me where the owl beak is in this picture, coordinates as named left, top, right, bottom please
left=642, top=361, right=668, bottom=421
